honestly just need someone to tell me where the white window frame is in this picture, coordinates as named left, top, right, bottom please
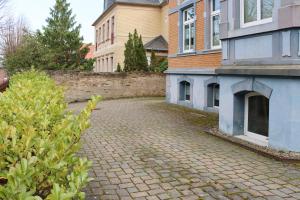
left=240, top=0, right=273, bottom=28
left=180, top=81, right=191, bottom=101
left=211, top=0, right=221, bottom=49
left=182, top=7, right=196, bottom=53
left=244, top=92, right=269, bottom=142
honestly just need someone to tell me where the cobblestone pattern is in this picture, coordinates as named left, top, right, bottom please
left=71, top=98, right=300, bottom=200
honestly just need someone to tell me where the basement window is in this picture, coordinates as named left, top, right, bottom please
left=179, top=81, right=191, bottom=101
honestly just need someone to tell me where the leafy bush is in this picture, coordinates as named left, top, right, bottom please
left=157, top=59, right=168, bottom=73
left=0, top=70, right=100, bottom=199
left=149, top=51, right=168, bottom=73
left=3, top=34, right=53, bottom=75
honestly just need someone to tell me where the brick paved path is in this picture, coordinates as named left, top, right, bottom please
left=72, top=98, right=300, bottom=200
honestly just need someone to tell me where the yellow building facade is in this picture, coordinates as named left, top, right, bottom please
left=93, top=1, right=168, bottom=72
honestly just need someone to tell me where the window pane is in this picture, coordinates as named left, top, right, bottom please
left=261, top=0, right=273, bottom=19
left=184, top=10, right=188, bottom=22
left=248, top=95, right=269, bottom=137
left=212, top=0, right=220, bottom=11
left=212, top=15, right=220, bottom=47
left=185, top=82, right=191, bottom=101
left=184, top=24, right=190, bottom=51
left=186, top=7, right=195, bottom=21
left=213, top=84, right=220, bottom=107
left=244, top=0, right=257, bottom=23
left=180, top=81, right=191, bottom=101
left=190, top=23, right=195, bottom=50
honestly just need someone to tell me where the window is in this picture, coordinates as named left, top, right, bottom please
left=99, top=27, right=101, bottom=43
left=182, top=7, right=195, bottom=52
left=102, top=58, right=105, bottom=71
left=207, top=83, right=219, bottom=108
left=106, top=58, right=109, bottom=72
left=95, top=30, right=98, bottom=51
left=211, top=0, right=221, bottom=49
left=179, top=81, right=191, bottom=101
left=110, top=57, right=114, bottom=72
left=111, top=16, right=115, bottom=44
left=241, top=0, right=274, bottom=28
left=102, top=24, right=105, bottom=41
left=244, top=92, right=269, bottom=142
left=212, top=84, right=220, bottom=107
left=107, top=20, right=110, bottom=40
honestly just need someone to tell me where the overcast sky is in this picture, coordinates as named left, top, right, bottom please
left=9, top=0, right=104, bottom=43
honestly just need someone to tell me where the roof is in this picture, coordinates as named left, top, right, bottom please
left=86, top=45, right=95, bottom=59
left=144, top=35, right=168, bottom=52
left=114, top=0, right=165, bottom=6
left=92, top=0, right=168, bottom=26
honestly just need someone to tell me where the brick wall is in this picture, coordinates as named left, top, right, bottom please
left=169, top=53, right=222, bottom=68
left=50, top=72, right=166, bottom=102
left=168, top=0, right=222, bottom=69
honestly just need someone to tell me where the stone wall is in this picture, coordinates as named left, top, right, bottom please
left=50, top=71, right=166, bottom=102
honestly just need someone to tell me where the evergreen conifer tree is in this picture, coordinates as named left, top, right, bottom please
left=123, top=29, right=148, bottom=72
left=116, top=63, right=122, bottom=72
left=135, top=35, right=148, bottom=71
left=149, top=50, right=158, bottom=72
left=123, top=33, right=134, bottom=72
left=38, top=0, right=87, bottom=69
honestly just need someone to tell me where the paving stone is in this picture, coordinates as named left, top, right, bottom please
left=136, top=183, right=150, bottom=192
left=69, top=98, right=300, bottom=199
left=131, top=192, right=148, bottom=198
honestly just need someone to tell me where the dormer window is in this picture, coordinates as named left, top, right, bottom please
left=241, top=0, right=274, bottom=28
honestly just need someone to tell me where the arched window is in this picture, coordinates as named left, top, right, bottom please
left=207, top=83, right=220, bottom=108
left=179, top=81, right=191, bottom=101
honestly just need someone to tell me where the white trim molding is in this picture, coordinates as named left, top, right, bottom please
left=240, top=0, right=273, bottom=28
left=244, top=92, right=269, bottom=144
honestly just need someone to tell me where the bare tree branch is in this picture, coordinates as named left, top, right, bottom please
left=0, top=0, right=8, bottom=22
left=0, top=16, right=28, bottom=57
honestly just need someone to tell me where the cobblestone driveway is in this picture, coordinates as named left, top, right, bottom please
left=72, top=98, right=300, bottom=200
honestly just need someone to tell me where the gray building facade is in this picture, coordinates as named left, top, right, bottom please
left=217, top=0, right=300, bottom=152
left=165, top=0, right=300, bottom=153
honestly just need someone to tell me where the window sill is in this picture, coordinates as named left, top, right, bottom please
left=204, top=106, right=219, bottom=113
left=178, top=100, right=193, bottom=108
left=202, top=48, right=222, bottom=53
left=177, top=51, right=197, bottom=57
left=241, top=18, right=272, bottom=29
left=235, top=135, right=268, bottom=147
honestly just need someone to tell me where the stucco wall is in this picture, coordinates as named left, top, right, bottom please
left=50, top=72, right=166, bottom=102
left=219, top=75, right=300, bottom=152
left=166, top=74, right=216, bottom=111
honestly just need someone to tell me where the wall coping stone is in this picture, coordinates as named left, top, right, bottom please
left=216, top=66, right=300, bottom=77
left=165, top=68, right=216, bottom=75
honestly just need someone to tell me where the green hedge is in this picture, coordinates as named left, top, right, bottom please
left=0, top=70, right=100, bottom=199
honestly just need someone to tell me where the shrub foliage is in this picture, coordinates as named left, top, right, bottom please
left=148, top=51, right=168, bottom=73
left=0, top=70, right=100, bottom=199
